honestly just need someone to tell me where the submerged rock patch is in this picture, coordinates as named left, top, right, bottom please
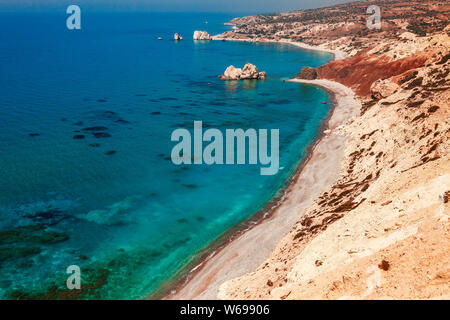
left=82, top=126, right=108, bottom=132
left=93, top=132, right=111, bottom=138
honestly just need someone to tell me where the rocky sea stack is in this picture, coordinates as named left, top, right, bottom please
left=174, top=33, right=183, bottom=41
left=296, top=66, right=317, bottom=80
left=193, top=31, right=212, bottom=40
left=219, top=63, right=266, bottom=81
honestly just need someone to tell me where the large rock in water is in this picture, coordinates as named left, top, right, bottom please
left=296, top=66, right=317, bottom=80
left=219, top=63, right=266, bottom=80
left=193, top=31, right=211, bottom=40
left=222, top=66, right=243, bottom=80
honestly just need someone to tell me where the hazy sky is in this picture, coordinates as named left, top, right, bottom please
left=0, top=0, right=361, bottom=13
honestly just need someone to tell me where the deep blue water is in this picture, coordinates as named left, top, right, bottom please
left=0, top=12, right=332, bottom=299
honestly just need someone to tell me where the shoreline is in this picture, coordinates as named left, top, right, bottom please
left=151, top=126, right=325, bottom=299
left=160, top=55, right=360, bottom=299
left=147, top=38, right=345, bottom=300
left=211, top=35, right=347, bottom=61
left=153, top=90, right=334, bottom=300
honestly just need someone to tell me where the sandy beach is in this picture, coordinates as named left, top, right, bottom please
left=167, top=3, right=450, bottom=298
left=282, top=41, right=347, bottom=60
left=212, top=35, right=347, bottom=61
left=167, top=71, right=361, bottom=300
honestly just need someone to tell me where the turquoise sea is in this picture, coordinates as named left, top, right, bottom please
left=0, top=11, right=332, bottom=299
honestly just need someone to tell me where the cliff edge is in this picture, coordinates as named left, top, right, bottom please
left=217, top=0, right=450, bottom=300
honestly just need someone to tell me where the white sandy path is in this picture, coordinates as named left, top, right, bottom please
left=167, top=79, right=360, bottom=300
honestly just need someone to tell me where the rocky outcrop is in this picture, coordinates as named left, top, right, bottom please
left=220, top=66, right=242, bottom=80
left=174, top=33, right=183, bottom=41
left=315, top=51, right=432, bottom=96
left=241, top=63, right=266, bottom=79
left=193, top=31, right=211, bottom=40
left=219, top=63, right=266, bottom=80
left=296, top=67, right=317, bottom=80
left=370, top=78, right=399, bottom=99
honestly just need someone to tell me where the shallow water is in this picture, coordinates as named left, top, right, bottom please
left=0, top=12, right=332, bottom=299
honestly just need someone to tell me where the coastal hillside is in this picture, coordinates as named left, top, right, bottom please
left=219, top=0, right=448, bottom=49
left=216, top=0, right=450, bottom=299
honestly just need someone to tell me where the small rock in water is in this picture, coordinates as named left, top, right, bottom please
left=174, top=33, right=183, bottom=41
left=89, top=143, right=101, bottom=148
left=97, top=99, right=107, bottom=103
left=29, top=133, right=40, bottom=137
left=151, top=112, right=161, bottom=115
left=105, top=150, right=116, bottom=155
left=73, top=135, right=85, bottom=140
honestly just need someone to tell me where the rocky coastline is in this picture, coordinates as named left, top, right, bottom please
left=169, top=0, right=450, bottom=300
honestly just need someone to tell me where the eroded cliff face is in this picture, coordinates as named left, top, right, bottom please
left=215, top=1, right=450, bottom=299
left=296, top=33, right=448, bottom=96
left=315, top=50, right=431, bottom=96
left=219, top=44, right=450, bottom=299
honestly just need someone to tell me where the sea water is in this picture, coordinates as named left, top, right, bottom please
left=0, top=12, right=332, bottom=299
